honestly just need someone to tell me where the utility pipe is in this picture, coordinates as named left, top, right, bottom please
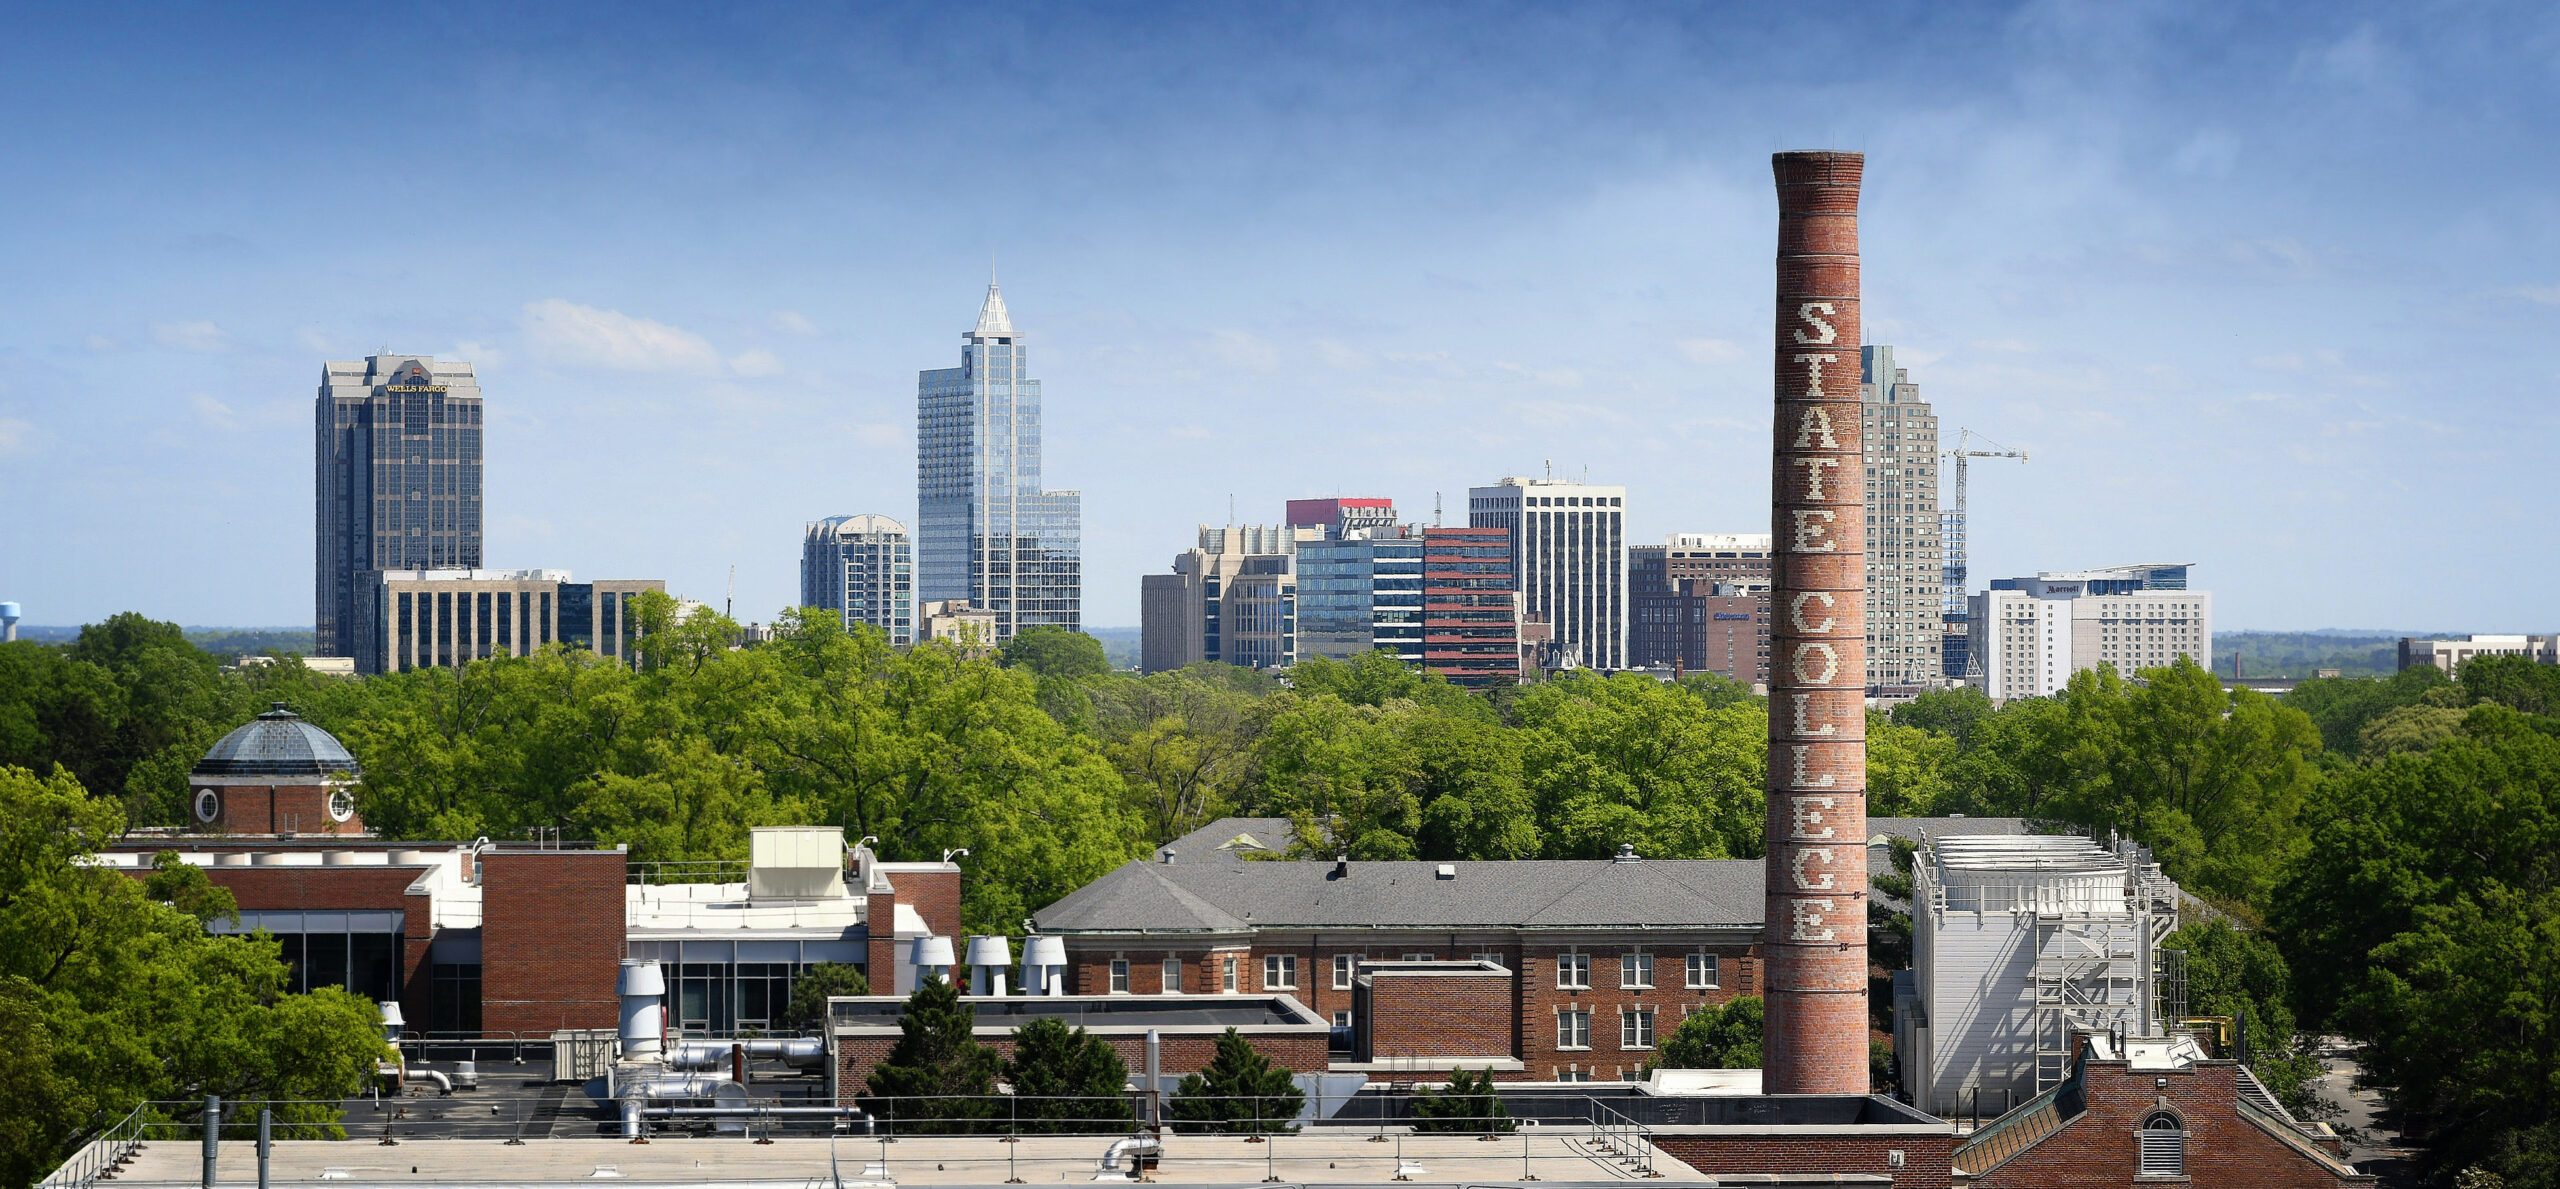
left=202, top=1095, right=219, bottom=1189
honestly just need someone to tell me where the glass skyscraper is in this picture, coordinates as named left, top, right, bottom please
left=1295, top=532, right=1423, bottom=663
left=916, top=283, right=1080, bottom=642
left=801, top=514, right=914, bottom=645
left=314, top=355, right=483, bottom=658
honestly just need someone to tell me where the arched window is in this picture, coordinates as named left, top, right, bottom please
left=2139, top=1112, right=2185, bottom=1177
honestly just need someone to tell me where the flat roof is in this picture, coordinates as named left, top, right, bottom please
left=98, top=1134, right=1730, bottom=1188
left=828, top=993, right=1327, bottom=1034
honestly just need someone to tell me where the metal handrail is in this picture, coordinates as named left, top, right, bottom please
left=36, top=1103, right=150, bottom=1189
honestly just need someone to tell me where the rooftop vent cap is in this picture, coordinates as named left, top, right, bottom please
left=1159, top=847, right=1176, bottom=865
left=1435, top=864, right=1456, bottom=880
left=1333, top=856, right=1349, bottom=878
left=1614, top=843, right=1643, bottom=863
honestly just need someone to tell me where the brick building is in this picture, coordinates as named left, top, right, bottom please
left=829, top=994, right=1331, bottom=1095
left=1955, top=1032, right=2370, bottom=1187
left=1418, top=526, right=1520, bottom=688
left=1631, top=536, right=1774, bottom=682
left=107, top=709, right=960, bottom=1040
left=1032, top=819, right=1763, bottom=1082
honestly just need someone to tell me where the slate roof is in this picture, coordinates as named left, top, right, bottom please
left=1035, top=850, right=1764, bottom=934
left=193, top=703, right=361, bottom=779
left=1161, top=817, right=1297, bottom=860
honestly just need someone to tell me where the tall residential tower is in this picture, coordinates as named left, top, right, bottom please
left=802, top=515, right=914, bottom=645
left=1859, top=345, right=1942, bottom=694
left=315, top=355, right=483, bottom=658
left=916, top=284, right=1081, bottom=643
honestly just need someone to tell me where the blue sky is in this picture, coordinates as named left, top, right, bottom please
left=3, top=2, right=2555, bottom=632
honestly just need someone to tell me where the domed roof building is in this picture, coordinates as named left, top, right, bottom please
left=187, top=703, right=366, bottom=835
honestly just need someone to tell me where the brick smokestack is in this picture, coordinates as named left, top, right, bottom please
left=1763, top=151, right=1870, bottom=1095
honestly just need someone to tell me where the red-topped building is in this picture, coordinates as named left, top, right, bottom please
left=1420, top=526, right=1520, bottom=688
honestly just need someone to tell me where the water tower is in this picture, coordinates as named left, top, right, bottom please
left=0, top=602, right=19, bottom=643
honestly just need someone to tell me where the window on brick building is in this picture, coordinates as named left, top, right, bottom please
left=1402, top=951, right=1434, bottom=962
left=1620, top=953, right=1654, bottom=989
left=2139, top=1113, right=2184, bottom=1176
left=1471, top=951, right=1505, bottom=969
left=1557, top=1009, right=1591, bottom=1050
left=1686, top=952, right=1719, bottom=989
left=1263, top=955, right=1297, bottom=990
left=1621, top=1008, right=1655, bottom=1049
left=1557, top=952, right=1591, bottom=989
left=1333, top=953, right=1359, bottom=990
left=1221, top=955, right=1239, bottom=993
left=1109, top=959, right=1130, bottom=994
left=1161, top=957, right=1182, bottom=994
left=1556, top=1067, right=1591, bottom=1082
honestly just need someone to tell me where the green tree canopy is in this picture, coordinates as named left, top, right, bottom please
left=2163, top=919, right=2320, bottom=1115
left=780, top=962, right=869, bottom=1031
left=1168, top=1028, right=1303, bottom=1133
left=1001, top=627, right=1111, bottom=680
left=1001, top=1017, right=1133, bottom=1133
left=1410, top=1067, right=1513, bottom=1133
left=0, top=766, right=387, bottom=1186
left=1649, top=995, right=1764, bottom=1070
left=863, top=977, right=998, bottom=1131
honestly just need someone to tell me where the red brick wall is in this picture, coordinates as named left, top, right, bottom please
left=1060, top=937, right=1757, bottom=1081
left=1514, top=942, right=1758, bottom=1081
left=1360, top=972, right=1512, bottom=1062
left=480, top=849, right=626, bottom=1034
left=199, top=782, right=364, bottom=836
left=1973, top=1058, right=2365, bottom=1188
left=835, top=1029, right=1328, bottom=1099
left=896, top=869, right=963, bottom=939
left=867, top=891, right=899, bottom=982
left=1655, top=1134, right=1953, bottom=1189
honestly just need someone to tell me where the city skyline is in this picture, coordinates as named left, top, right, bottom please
left=4, top=5, right=2557, bottom=631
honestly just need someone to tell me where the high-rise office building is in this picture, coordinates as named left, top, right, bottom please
left=1632, top=536, right=1773, bottom=684
left=1969, top=564, right=2210, bottom=702
left=802, top=515, right=914, bottom=645
left=352, top=569, right=663, bottom=675
left=1466, top=477, right=1626, bottom=670
left=1420, top=527, right=1519, bottom=687
left=315, top=355, right=484, bottom=658
left=1138, top=525, right=1319, bottom=673
left=916, top=283, right=1080, bottom=645
left=1860, top=346, right=1943, bottom=694
left=1296, top=528, right=1424, bottom=663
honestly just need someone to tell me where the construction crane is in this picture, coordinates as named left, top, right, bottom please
left=1940, top=428, right=2027, bottom=679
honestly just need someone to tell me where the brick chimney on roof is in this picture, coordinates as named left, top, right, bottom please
left=1763, top=150, right=1871, bottom=1095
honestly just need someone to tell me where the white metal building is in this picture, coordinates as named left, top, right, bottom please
left=1898, top=833, right=2180, bottom=1118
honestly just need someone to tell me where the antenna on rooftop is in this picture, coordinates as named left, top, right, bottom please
left=1544, top=459, right=1552, bottom=480
left=725, top=565, right=735, bottom=620
left=1434, top=492, right=1442, bottom=527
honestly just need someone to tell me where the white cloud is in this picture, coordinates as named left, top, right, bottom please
left=728, top=349, right=784, bottom=377
left=520, top=299, right=720, bottom=372
left=1166, top=425, right=1213, bottom=440
left=1676, top=338, right=1744, bottom=364
left=0, top=418, right=32, bottom=454
left=2514, top=284, right=2560, bottom=305
left=2250, top=353, right=2306, bottom=372
left=83, top=334, right=118, bottom=352
left=1205, top=330, right=1279, bottom=373
left=452, top=340, right=505, bottom=367
left=294, top=326, right=336, bottom=354
left=152, top=321, right=226, bottom=353
left=2172, top=128, right=2241, bottom=177
left=772, top=310, right=817, bottom=335
left=189, top=394, right=236, bottom=427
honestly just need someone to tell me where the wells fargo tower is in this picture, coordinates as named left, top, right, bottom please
left=314, top=355, right=484, bottom=659
left=1763, top=152, right=1870, bottom=1094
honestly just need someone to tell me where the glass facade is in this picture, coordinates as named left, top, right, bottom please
left=802, top=515, right=915, bottom=645
left=916, top=284, right=1080, bottom=644
left=1295, top=535, right=1423, bottom=663
left=315, top=356, right=484, bottom=657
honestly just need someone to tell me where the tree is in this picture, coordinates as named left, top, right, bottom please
left=2162, top=920, right=2320, bottom=1116
left=864, top=977, right=999, bottom=1132
left=1001, top=627, right=1110, bottom=680
left=1002, top=1017, right=1133, bottom=1133
left=1891, top=686, right=1994, bottom=747
left=2460, top=654, right=2560, bottom=718
left=781, top=963, right=869, bottom=1031
left=1865, top=714, right=1956, bottom=817
left=1168, top=1028, right=1303, bottom=1133
left=1511, top=674, right=1765, bottom=860
left=1649, top=996, right=1763, bottom=1070
left=2276, top=707, right=2560, bottom=1183
left=1410, top=1067, right=1512, bottom=1133
left=0, top=766, right=387, bottom=1185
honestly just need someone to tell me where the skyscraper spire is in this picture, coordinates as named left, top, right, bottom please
left=974, top=280, right=1014, bottom=336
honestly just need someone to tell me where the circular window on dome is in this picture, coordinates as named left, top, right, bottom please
left=327, top=790, right=356, bottom=823
left=194, top=789, right=221, bottom=823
